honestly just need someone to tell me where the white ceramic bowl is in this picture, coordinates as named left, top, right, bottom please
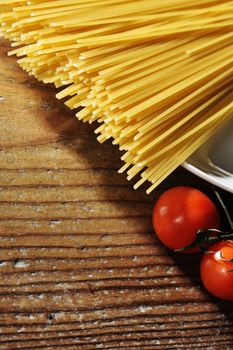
left=183, top=117, right=233, bottom=193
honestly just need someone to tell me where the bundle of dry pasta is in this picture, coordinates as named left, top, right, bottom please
left=1, top=0, right=233, bottom=193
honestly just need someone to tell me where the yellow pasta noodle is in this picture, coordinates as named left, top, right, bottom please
left=0, top=0, right=233, bottom=193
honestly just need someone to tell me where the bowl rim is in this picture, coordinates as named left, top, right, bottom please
left=183, top=160, right=233, bottom=193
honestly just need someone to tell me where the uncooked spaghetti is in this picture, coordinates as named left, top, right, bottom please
left=1, top=0, right=233, bottom=193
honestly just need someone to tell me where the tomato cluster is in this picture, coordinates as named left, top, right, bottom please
left=152, top=186, right=233, bottom=302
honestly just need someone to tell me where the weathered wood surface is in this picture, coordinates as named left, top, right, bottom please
left=0, top=38, right=233, bottom=350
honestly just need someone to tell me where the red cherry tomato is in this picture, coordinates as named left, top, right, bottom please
left=200, top=241, right=233, bottom=301
left=152, top=186, right=220, bottom=252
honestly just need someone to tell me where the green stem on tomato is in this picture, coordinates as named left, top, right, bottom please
left=207, top=231, right=233, bottom=242
left=212, top=186, right=233, bottom=230
left=175, top=228, right=233, bottom=252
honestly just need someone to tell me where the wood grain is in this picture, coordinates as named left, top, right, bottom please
left=0, top=38, right=233, bottom=350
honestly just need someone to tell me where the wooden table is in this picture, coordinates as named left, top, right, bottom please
left=0, top=38, right=233, bottom=350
